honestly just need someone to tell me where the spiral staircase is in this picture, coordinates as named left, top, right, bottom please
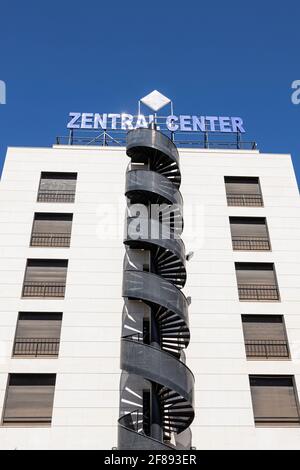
left=118, top=127, right=195, bottom=450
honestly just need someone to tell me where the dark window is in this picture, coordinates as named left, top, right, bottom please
left=230, top=217, right=270, bottom=251
left=143, top=318, right=150, bottom=345
left=37, top=172, right=77, bottom=203
left=249, top=376, right=300, bottom=426
left=235, top=262, right=279, bottom=301
left=31, top=213, right=73, bottom=247
left=224, top=176, right=263, bottom=206
left=2, top=374, right=56, bottom=426
left=242, top=315, right=289, bottom=359
left=22, top=259, right=68, bottom=298
left=13, top=313, right=62, bottom=357
left=142, top=390, right=150, bottom=436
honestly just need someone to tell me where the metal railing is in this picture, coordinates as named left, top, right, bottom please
left=56, top=129, right=257, bottom=150
left=245, top=339, right=289, bottom=358
left=13, top=338, right=60, bottom=357
left=22, top=281, right=66, bottom=297
left=238, top=284, right=280, bottom=301
left=227, top=193, right=263, bottom=206
left=232, top=236, right=270, bottom=251
left=30, top=232, right=71, bottom=247
left=119, top=409, right=143, bottom=433
left=37, top=189, right=75, bottom=203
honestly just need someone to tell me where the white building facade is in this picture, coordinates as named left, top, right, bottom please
left=0, top=139, right=300, bottom=449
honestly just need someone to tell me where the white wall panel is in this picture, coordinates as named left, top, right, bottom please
left=0, top=145, right=299, bottom=449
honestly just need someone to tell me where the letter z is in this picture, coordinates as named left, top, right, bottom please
left=67, top=112, right=81, bottom=128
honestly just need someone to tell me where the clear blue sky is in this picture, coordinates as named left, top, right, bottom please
left=1, top=1, right=299, bottom=182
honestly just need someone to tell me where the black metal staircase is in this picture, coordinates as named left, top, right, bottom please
left=118, top=128, right=195, bottom=450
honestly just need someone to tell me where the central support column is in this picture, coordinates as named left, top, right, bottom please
left=150, top=311, right=163, bottom=440
left=151, top=383, right=163, bottom=441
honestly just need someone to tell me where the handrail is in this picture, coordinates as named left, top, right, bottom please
left=13, top=337, right=60, bottom=357
left=122, top=334, right=195, bottom=380
left=30, top=232, right=71, bottom=247
left=55, top=132, right=257, bottom=150
left=227, top=193, right=263, bottom=206
left=125, top=168, right=183, bottom=206
left=238, top=284, right=279, bottom=300
left=123, top=269, right=188, bottom=300
left=22, top=281, right=66, bottom=297
left=37, top=189, right=75, bottom=202
left=118, top=410, right=174, bottom=449
left=232, top=236, right=270, bottom=250
left=245, top=339, right=289, bottom=358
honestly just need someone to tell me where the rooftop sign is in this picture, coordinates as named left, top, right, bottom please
left=67, top=113, right=245, bottom=133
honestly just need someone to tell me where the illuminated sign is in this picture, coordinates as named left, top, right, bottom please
left=67, top=113, right=245, bottom=133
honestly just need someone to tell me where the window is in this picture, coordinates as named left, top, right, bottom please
left=249, top=376, right=300, bottom=427
left=230, top=217, right=270, bottom=251
left=31, top=213, right=73, bottom=247
left=22, top=259, right=68, bottom=298
left=224, top=176, right=263, bottom=206
left=235, top=262, right=279, bottom=301
left=2, top=374, right=56, bottom=426
left=13, top=313, right=62, bottom=357
left=37, top=172, right=77, bottom=203
left=242, top=315, right=289, bottom=359
left=142, top=390, right=150, bottom=435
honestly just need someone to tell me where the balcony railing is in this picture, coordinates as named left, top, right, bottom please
left=22, top=281, right=66, bottom=298
left=245, top=339, right=289, bottom=359
left=232, top=236, right=270, bottom=251
left=37, top=189, right=75, bottom=203
left=13, top=338, right=60, bottom=357
left=238, top=284, right=280, bottom=301
left=30, top=232, right=71, bottom=247
left=227, top=193, right=263, bottom=207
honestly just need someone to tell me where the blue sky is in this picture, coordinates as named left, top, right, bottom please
left=0, top=0, right=299, bottom=182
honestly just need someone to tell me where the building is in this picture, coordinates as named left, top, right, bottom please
left=0, top=120, right=300, bottom=449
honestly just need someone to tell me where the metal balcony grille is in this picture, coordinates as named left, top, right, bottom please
left=245, top=340, right=289, bottom=358
left=238, top=284, right=279, bottom=301
left=232, top=236, right=270, bottom=251
left=37, top=190, right=75, bottom=203
left=22, top=282, right=66, bottom=298
left=13, top=338, right=60, bottom=357
left=30, top=232, right=71, bottom=247
left=227, top=194, right=263, bottom=206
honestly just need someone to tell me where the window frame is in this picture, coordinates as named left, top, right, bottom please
left=1, top=373, right=56, bottom=427
left=12, top=312, right=63, bottom=359
left=241, top=314, right=290, bottom=360
left=37, top=172, right=78, bottom=203
left=249, top=375, right=300, bottom=427
left=229, top=216, right=271, bottom=251
left=21, top=259, right=69, bottom=298
left=224, top=176, right=264, bottom=207
left=235, top=262, right=280, bottom=302
left=30, top=212, right=73, bottom=248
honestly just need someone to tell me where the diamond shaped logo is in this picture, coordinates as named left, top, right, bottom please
left=140, top=90, right=171, bottom=112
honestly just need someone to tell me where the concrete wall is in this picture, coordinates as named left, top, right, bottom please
left=180, top=148, right=300, bottom=449
left=0, top=146, right=127, bottom=449
left=0, top=144, right=299, bottom=448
